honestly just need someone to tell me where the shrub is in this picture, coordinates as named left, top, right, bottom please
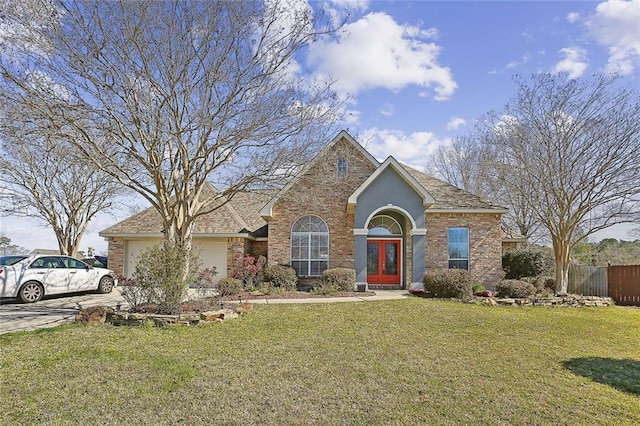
left=264, top=264, right=298, bottom=291
left=540, top=276, right=556, bottom=292
left=472, top=284, right=485, bottom=293
left=195, top=267, right=218, bottom=299
left=422, top=268, right=473, bottom=299
left=495, top=279, right=536, bottom=298
left=232, top=254, right=266, bottom=290
left=118, top=276, right=154, bottom=311
left=216, top=277, right=243, bottom=297
left=522, top=276, right=556, bottom=295
left=322, top=268, right=356, bottom=292
left=502, top=246, right=555, bottom=279
left=132, top=243, right=200, bottom=314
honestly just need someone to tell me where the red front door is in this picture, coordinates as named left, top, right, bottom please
left=367, top=239, right=401, bottom=285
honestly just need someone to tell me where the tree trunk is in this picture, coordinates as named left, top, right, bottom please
left=553, top=238, right=571, bottom=294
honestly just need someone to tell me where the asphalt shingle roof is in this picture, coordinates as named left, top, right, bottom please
left=100, top=184, right=275, bottom=237
left=402, top=164, right=507, bottom=211
left=101, top=163, right=506, bottom=238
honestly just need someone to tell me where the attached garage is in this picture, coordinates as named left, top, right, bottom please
left=124, top=238, right=228, bottom=278
left=100, top=185, right=274, bottom=279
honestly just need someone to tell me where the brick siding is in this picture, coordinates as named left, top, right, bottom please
left=267, top=137, right=377, bottom=272
left=425, top=212, right=504, bottom=285
left=106, top=237, right=124, bottom=277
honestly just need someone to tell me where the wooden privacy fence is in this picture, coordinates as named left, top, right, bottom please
left=608, top=265, right=640, bottom=306
left=568, top=264, right=640, bottom=306
left=568, top=265, right=608, bottom=296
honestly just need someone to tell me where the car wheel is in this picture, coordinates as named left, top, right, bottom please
left=18, top=281, right=44, bottom=303
left=97, top=276, right=114, bottom=294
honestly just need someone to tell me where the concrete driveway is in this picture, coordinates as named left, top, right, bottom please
left=0, top=290, right=126, bottom=334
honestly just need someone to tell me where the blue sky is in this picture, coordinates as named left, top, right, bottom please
left=2, top=0, right=639, bottom=253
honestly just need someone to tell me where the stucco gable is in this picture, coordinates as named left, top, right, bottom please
left=347, top=156, right=435, bottom=213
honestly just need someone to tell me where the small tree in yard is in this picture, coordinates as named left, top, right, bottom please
left=481, top=74, right=640, bottom=294
left=131, top=244, right=200, bottom=314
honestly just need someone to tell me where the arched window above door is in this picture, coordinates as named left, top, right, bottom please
left=367, top=215, right=402, bottom=236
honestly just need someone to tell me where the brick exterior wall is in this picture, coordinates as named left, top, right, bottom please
left=425, top=212, right=504, bottom=286
left=227, top=237, right=246, bottom=278
left=405, top=225, right=413, bottom=284
left=226, top=238, right=269, bottom=279
left=106, top=237, right=124, bottom=277
left=249, top=240, right=268, bottom=259
left=267, top=137, right=378, bottom=273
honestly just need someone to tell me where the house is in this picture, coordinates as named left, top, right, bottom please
left=100, top=131, right=508, bottom=289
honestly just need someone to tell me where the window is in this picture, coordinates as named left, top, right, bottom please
left=291, top=216, right=329, bottom=276
left=448, top=227, right=469, bottom=270
left=62, top=257, right=88, bottom=269
left=337, top=158, right=348, bottom=177
left=30, top=256, right=63, bottom=269
left=368, top=215, right=403, bottom=236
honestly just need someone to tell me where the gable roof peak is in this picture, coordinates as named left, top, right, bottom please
left=347, top=156, right=435, bottom=211
left=259, top=130, right=379, bottom=219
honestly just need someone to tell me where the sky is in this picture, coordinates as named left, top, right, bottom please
left=1, top=0, right=639, bottom=253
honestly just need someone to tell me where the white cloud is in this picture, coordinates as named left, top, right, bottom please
left=308, top=12, right=457, bottom=100
left=378, top=103, right=394, bottom=117
left=360, top=128, right=450, bottom=170
left=342, top=108, right=361, bottom=125
left=323, top=0, right=370, bottom=27
left=586, top=0, right=640, bottom=75
left=566, top=12, right=581, bottom=23
left=506, top=53, right=532, bottom=69
left=554, top=47, right=588, bottom=78
left=329, top=0, right=369, bottom=9
left=492, top=115, right=519, bottom=137
left=446, top=117, right=466, bottom=131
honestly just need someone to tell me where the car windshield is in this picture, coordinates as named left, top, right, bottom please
left=0, top=255, right=28, bottom=266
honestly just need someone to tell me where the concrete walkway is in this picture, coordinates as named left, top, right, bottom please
left=241, top=290, right=413, bottom=304
left=0, top=290, right=413, bottom=334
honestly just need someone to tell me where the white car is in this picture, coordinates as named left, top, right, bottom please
left=0, top=255, right=118, bottom=303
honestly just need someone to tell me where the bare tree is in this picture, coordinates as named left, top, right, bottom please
left=0, top=116, right=122, bottom=256
left=480, top=73, right=640, bottom=293
left=0, top=0, right=342, bottom=253
left=427, top=133, right=543, bottom=242
left=427, top=134, right=490, bottom=198
left=0, top=233, right=28, bottom=255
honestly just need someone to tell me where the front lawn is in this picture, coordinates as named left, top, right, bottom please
left=1, top=299, right=638, bottom=425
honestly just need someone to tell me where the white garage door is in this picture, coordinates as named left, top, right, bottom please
left=125, top=239, right=227, bottom=279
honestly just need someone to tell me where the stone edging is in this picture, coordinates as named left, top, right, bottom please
left=75, top=304, right=254, bottom=327
left=472, top=295, right=614, bottom=307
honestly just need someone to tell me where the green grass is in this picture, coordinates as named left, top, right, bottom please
left=1, top=299, right=639, bottom=425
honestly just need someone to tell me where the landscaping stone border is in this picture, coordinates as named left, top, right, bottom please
left=75, top=303, right=254, bottom=327
left=106, top=309, right=240, bottom=327
left=473, top=295, right=614, bottom=307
